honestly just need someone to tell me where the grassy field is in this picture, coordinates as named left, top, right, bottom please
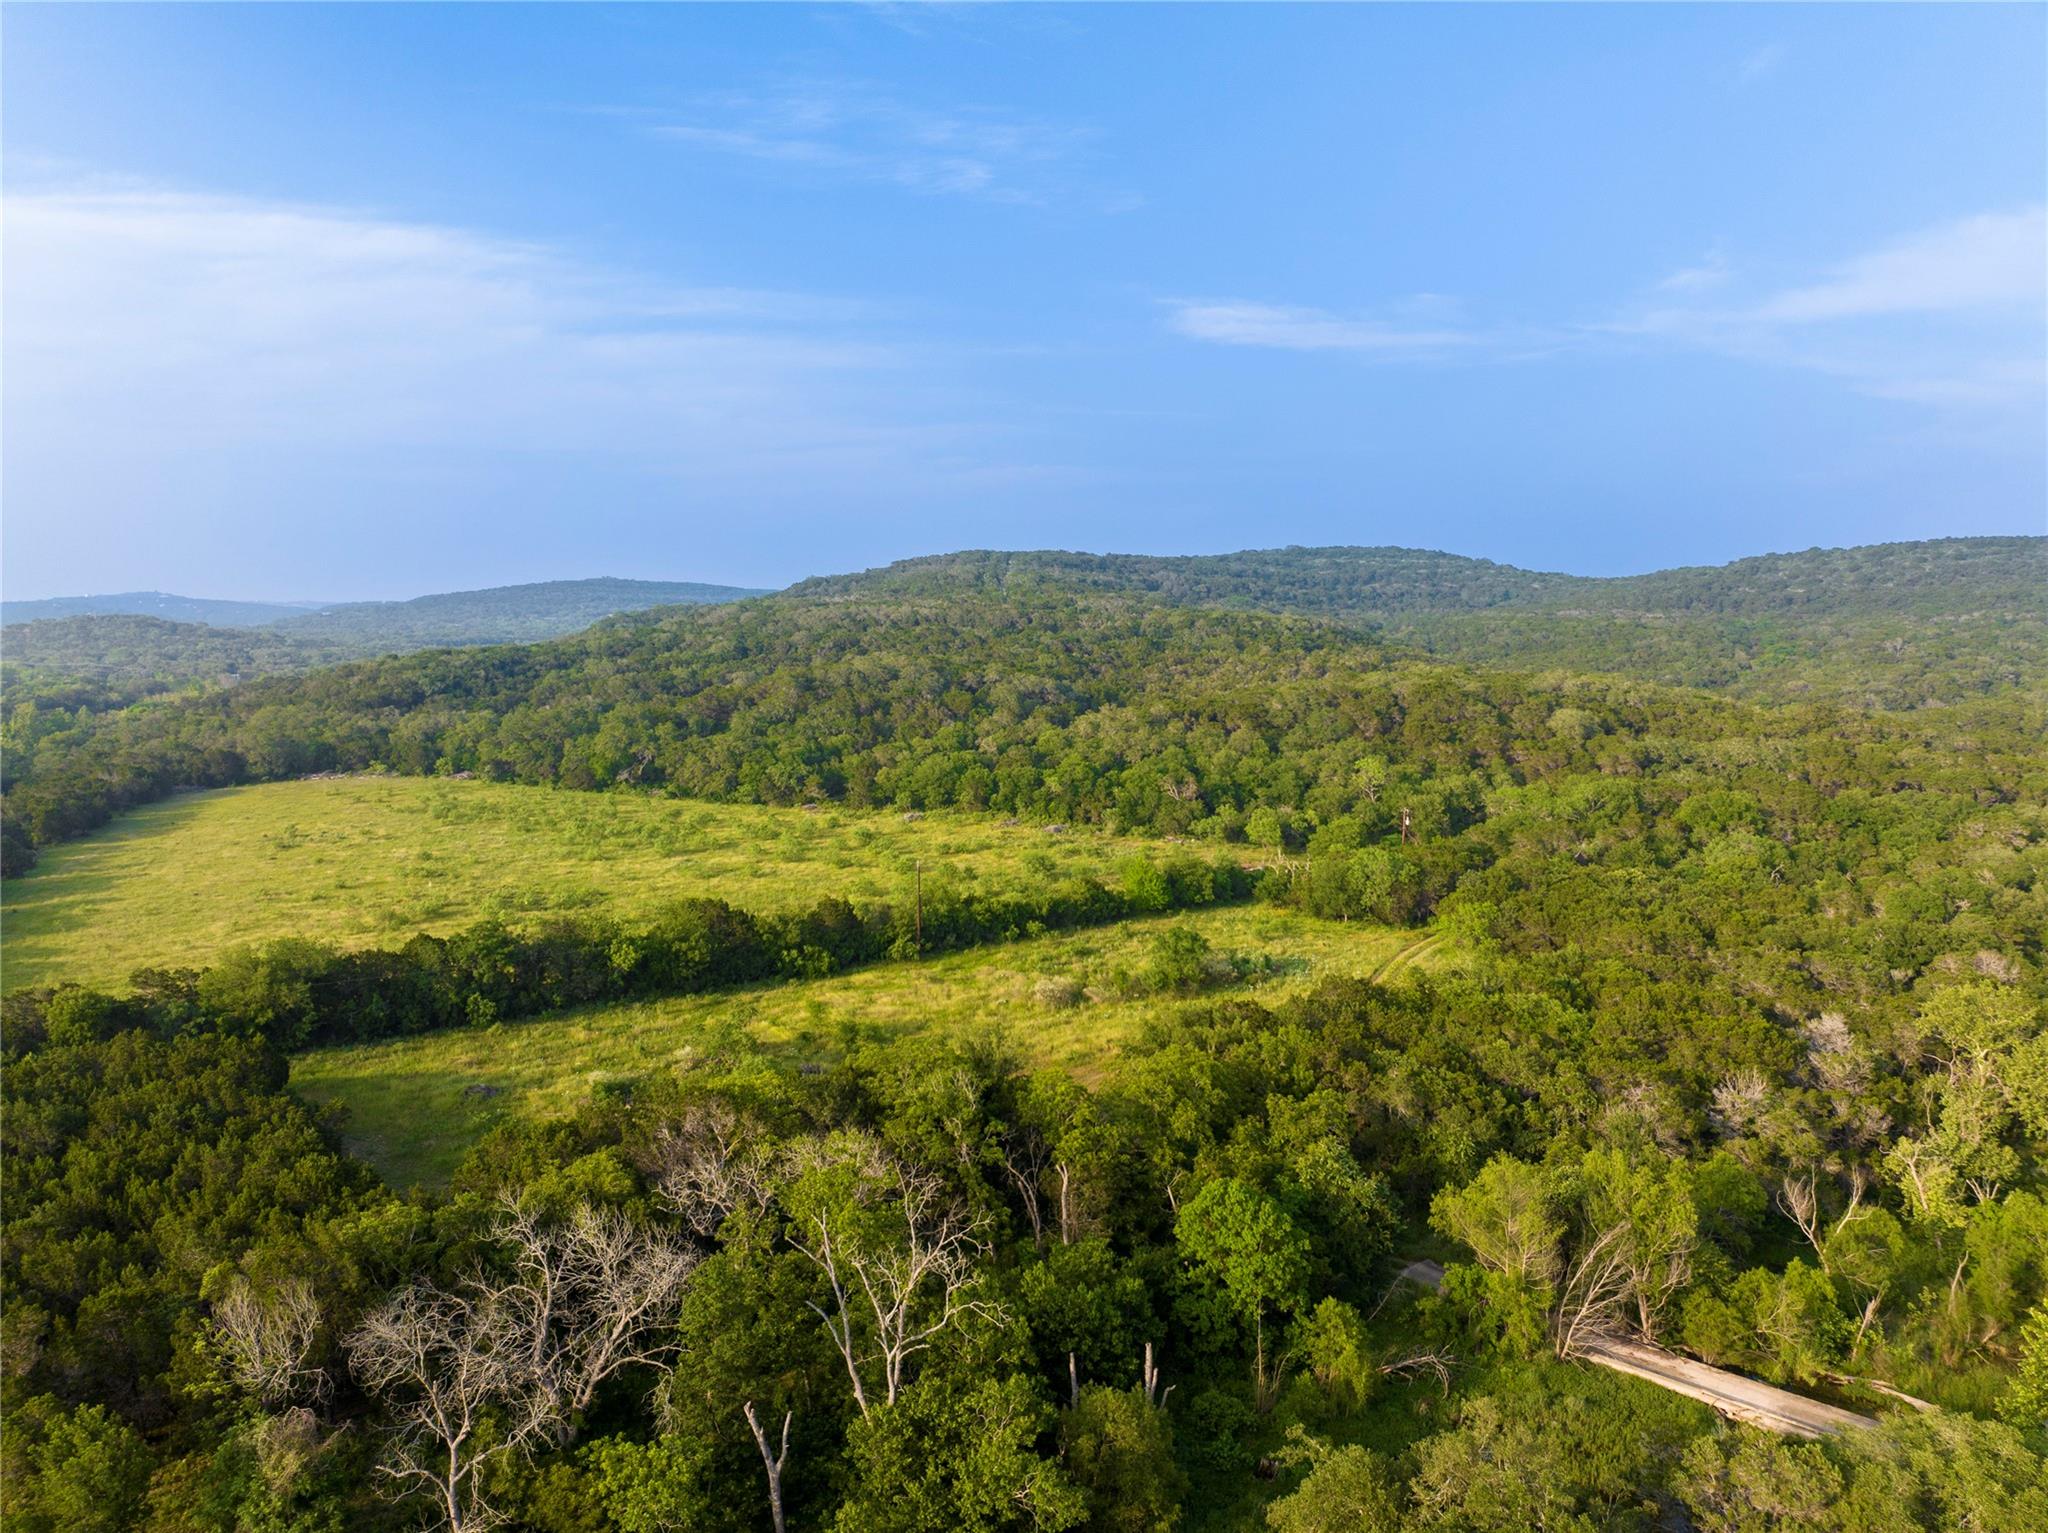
left=292, top=905, right=1448, bottom=1189
left=0, top=776, right=1158, bottom=990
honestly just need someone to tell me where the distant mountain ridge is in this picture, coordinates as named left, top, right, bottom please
left=264, top=576, right=771, bottom=649
left=0, top=591, right=320, bottom=627
left=1, top=577, right=770, bottom=706
left=2, top=576, right=767, bottom=640
left=786, top=537, right=2043, bottom=619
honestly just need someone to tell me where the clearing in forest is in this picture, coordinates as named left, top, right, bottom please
left=290, top=904, right=1446, bottom=1189
left=0, top=776, right=1157, bottom=989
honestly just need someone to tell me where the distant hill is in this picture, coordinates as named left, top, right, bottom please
left=2, top=577, right=768, bottom=709
left=786, top=538, right=2046, bottom=707
left=788, top=537, right=2043, bottom=619
left=267, top=576, right=770, bottom=651
left=0, top=590, right=317, bottom=627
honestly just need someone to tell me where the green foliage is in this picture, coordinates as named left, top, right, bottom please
left=1679, top=1414, right=2048, bottom=1533
left=833, top=1374, right=1083, bottom=1533
left=1264, top=1429, right=1404, bottom=1532
left=2001, top=1301, right=2048, bottom=1432
left=1058, top=1386, right=1184, bottom=1533
left=4, top=539, right=2047, bottom=1532
left=0, top=1397, right=153, bottom=1533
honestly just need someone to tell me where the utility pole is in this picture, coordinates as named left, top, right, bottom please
left=1400, top=806, right=1412, bottom=845
left=914, top=859, right=923, bottom=951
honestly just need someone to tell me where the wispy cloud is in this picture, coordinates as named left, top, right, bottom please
left=1657, top=249, right=1730, bottom=295
left=1166, top=209, right=2046, bottom=411
left=1748, top=207, right=2044, bottom=322
left=1737, top=43, right=1787, bottom=86
left=2, top=184, right=1031, bottom=489
left=1163, top=299, right=1475, bottom=356
left=1620, top=206, right=2047, bottom=406
left=636, top=82, right=1094, bottom=205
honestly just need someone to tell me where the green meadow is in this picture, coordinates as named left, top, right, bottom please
left=291, top=905, right=1446, bottom=1189
left=0, top=775, right=1155, bottom=990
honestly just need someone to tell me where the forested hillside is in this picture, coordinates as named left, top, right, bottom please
left=3, top=541, right=2045, bottom=1532
left=1, top=577, right=770, bottom=728
left=266, top=576, right=770, bottom=649
left=794, top=539, right=2047, bottom=708
left=793, top=537, right=2042, bottom=617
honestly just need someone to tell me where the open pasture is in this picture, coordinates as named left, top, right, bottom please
left=291, top=905, right=1445, bottom=1189
left=0, top=775, right=1154, bottom=989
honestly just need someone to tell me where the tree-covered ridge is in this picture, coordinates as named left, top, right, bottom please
left=1388, top=605, right=2047, bottom=709
left=782, top=540, right=2048, bottom=709
left=0, top=578, right=771, bottom=718
left=265, top=576, right=770, bottom=650
left=790, top=537, right=2044, bottom=619
left=0, top=591, right=317, bottom=627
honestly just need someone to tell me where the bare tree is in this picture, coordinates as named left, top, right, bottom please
left=782, top=1135, right=1002, bottom=1416
left=346, top=1281, right=547, bottom=1533
left=1553, top=1224, right=1634, bottom=1360
left=742, top=1401, right=792, bottom=1533
left=650, top=1103, right=774, bottom=1236
left=1776, top=1160, right=1871, bottom=1273
left=1138, top=1341, right=1171, bottom=1407
left=1000, top=1124, right=1051, bottom=1249
left=492, top=1194, right=700, bottom=1445
left=1053, top=1159, right=1082, bottom=1245
left=213, top=1274, right=328, bottom=1408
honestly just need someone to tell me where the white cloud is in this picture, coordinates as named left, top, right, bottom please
left=1621, top=207, right=2047, bottom=407
left=1, top=186, right=984, bottom=473
left=1751, top=207, right=2046, bottom=323
left=1163, top=299, right=1473, bottom=355
left=1163, top=209, right=2045, bottom=414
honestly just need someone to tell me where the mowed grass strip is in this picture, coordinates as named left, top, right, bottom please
left=291, top=906, right=1445, bottom=1190
left=0, top=776, right=1156, bottom=990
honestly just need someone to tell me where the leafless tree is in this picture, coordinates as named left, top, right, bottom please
left=1776, top=1160, right=1871, bottom=1273
left=346, top=1281, right=547, bottom=1533
left=782, top=1136, right=1002, bottom=1417
left=649, top=1102, right=774, bottom=1235
left=1138, top=1341, right=1171, bottom=1407
left=347, top=1197, right=698, bottom=1530
left=213, top=1274, right=329, bottom=1408
left=742, top=1401, right=792, bottom=1533
left=1052, top=1160, right=1082, bottom=1245
left=492, top=1194, right=700, bottom=1445
left=1378, top=1348, right=1456, bottom=1395
left=1000, top=1124, right=1051, bottom=1249
left=1553, top=1224, right=1634, bottom=1359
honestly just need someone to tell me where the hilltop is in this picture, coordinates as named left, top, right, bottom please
left=789, top=537, right=2043, bottom=619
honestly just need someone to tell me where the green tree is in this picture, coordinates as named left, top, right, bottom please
left=1, top=1398, right=153, bottom=1533
left=832, top=1373, right=1083, bottom=1533
left=1175, top=1179, right=1311, bottom=1409
left=1265, top=1430, right=1403, bottom=1533
left=1057, top=1386, right=1183, bottom=1533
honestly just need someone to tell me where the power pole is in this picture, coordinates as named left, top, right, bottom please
left=914, top=859, right=923, bottom=951
left=1400, top=807, right=1412, bottom=845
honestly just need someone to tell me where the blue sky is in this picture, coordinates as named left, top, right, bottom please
left=4, top=2, right=2043, bottom=599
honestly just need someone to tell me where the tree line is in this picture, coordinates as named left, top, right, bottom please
left=2, top=851, right=1254, bottom=1054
